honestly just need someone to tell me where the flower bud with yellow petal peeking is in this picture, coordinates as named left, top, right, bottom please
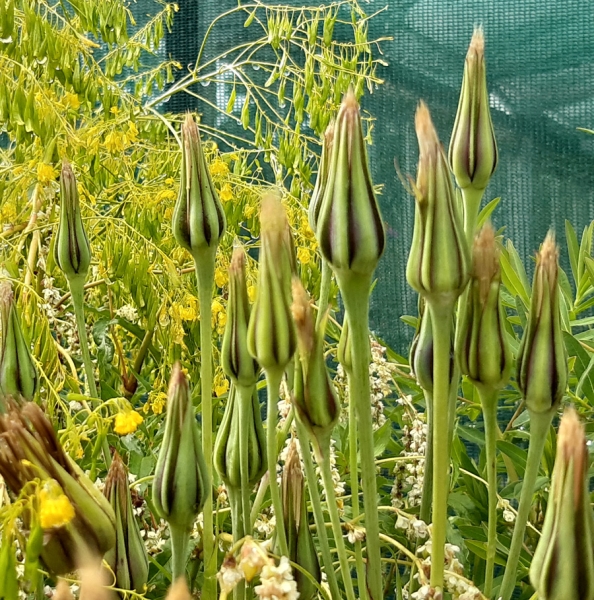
left=516, top=232, right=567, bottom=415
left=406, top=102, right=470, bottom=308
left=247, top=195, right=297, bottom=374
left=449, top=28, right=497, bottom=194
left=172, top=114, right=226, bottom=256
left=308, top=121, right=334, bottom=233
left=53, top=161, right=91, bottom=283
left=316, top=89, right=385, bottom=278
left=456, top=223, right=511, bottom=391
left=0, top=282, right=38, bottom=405
left=530, top=408, right=594, bottom=600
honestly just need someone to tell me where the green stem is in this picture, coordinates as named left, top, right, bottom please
left=295, top=419, right=341, bottom=600
left=338, top=272, right=382, bottom=600
left=250, top=471, right=269, bottom=531
left=229, top=490, right=246, bottom=600
left=461, top=187, right=484, bottom=246
left=265, top=369, right=289, bottom=557
left=419, top=389, right=434, bottom=524
left=316, top=445, right=357, bottom=600
left=193, top=249, right=217, bottom=596
left=316, top=259, right=332, bottom=327
left=499, top=411, right=552, bottom=600
left=237, top=386, right=253, bottom=537
left=427, top=301, right=455, bottom=594
left=170, top=524, right=190, bottom=582
left=479, top=386, right=500, bottom=598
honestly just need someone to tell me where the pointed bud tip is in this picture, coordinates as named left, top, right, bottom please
left=469, top=27, right=485, bottom=56
left=165, top=578, right=192, bottom=600
left=260, top=194, right=287, bottom=234
left=472, top=223, right=499, bottom=292
left=291, top=277, right=314, bottom=354
left=230, top=244, right=246, bottom=274
left=324, top=121, right=335, bottom=144
left=415, top=101, right=440, bottom=151
left=0, top=280, right=12, bottom=307
left=169, top=362, right=188, bottom=394
left=342, top=86, right=359, bottom=112
left=538, top=231, right=559, bottom=283
left=558, top=406, right=587, bottom=504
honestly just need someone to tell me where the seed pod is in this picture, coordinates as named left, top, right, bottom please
left=406, top=102, right=470, bottom=306
left=0, top=282, right=38, bottom=405
left=103, top=452, right=149, bottom=593
left=53, top=161, right=91, bottom=283
left=152, top=364, right=209, bottom=530
left=316, top=89, right=385, bottom=278
left=172, top=114, right=226, bottom=256
left=530, top=408, right=594, bottom=600
left=456, top=224, right=511, bottom=391
left=449, top=28, right=498, bottom=193
left=308, top=122, right=334, bottom=233
left=516, top=232, right=567, bottom=414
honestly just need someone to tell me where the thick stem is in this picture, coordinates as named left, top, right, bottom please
left=265, top=369, right=289, bottom=557
left=499, top=411, right=552, bottom=600
left=193, top=249, right=217, bottom=596
left=316, top=259, right=332, bottom=327
left=229, top=490, right=246, bottom=600
left=479, top=386, right=500, bottom=598
left=419, top=390, right=434, bottom=524
left=461, top=187, right=484, bottom=246
left=170, top=524, right=190, bottom=583
left=237, top=386, right=253, bottom=537
left=338, top=272, right=382, bottom=600
left=427, top=301, right=455, bottom=595
left=295, top=420, right=341, bottom=600
left=317, top=445, right=357, bottom=600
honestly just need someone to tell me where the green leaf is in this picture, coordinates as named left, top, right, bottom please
left=457, top=424, right=486, bottom=447
left=577, top=354, right=594, bottom=402
left=373, top=420, right=392, bottom=457
left=563, top=331, right=591, bottom=383
left=93, top=317, right=115, bottom=368
left=477, top=196, right=501, bottom=228
left=565, top=219, right=580, bottom=289
left=500, top=241, right=530, bottom=308
left=496, top=441, right=527, bottom=477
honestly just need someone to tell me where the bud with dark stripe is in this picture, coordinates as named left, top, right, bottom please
left=308, top=122, right=334, bottom=233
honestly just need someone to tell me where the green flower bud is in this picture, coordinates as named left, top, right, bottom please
left=280, top=439, right=321, bottom=600
left=214, top=385, right=266, bottom=491
left=456, top=224, right=511, bottom=390
left=221, top=244, right=259, bottom=388
left=316, top=89, right=385, bottom=278
left=449, top=28, right=498, bottom=192
left=516, top=232, right=567, bottom=414
left=152, top=364, right=209, bottom=531
left=0, top=402, right=116, bottom=575
left=0, top=282, right=38, bottom=405
left=530, top=408, right=594, bottom=600
left=308, top=122, right=334, bottom=233
left=291, top=279, right=339, bottom=452
left=53, top=161, right=91, bottom=283
left=172, top=114, right=227, bottom=256
left=247, top=195, right=297, bottom=373
left=104, top=452, right=149, bottom=593
left=406, top=102, right=470, bottom=306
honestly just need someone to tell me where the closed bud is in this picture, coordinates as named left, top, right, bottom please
left=221, top=244, right=259, bottom=388
left=316, top=89, right=385, bottom=277
left=449, top=28, right=498, bottom=192
left=517, top=232, right=567, bottom=414
left=152, top=364, right=209, bottom=530
left=53, top=161, right=91, bottom=282
left=530, top=408, right=594, bottom=600
left=337, top=317, right=352, bottom=373
left=103, top=452, right=149, bottom=593
left=0, top=282, right=38, bottom=405
left=308, top=122, right=334, bottom=233
left=247, top=195, right=297, bottom=373
left=456, top=224, right=511, bottom=390
left=172, top=114, right=226, bottom=256
left=407, top=102, right=470, bottom=306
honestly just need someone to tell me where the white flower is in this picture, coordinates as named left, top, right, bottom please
left=116, top=304, right=139, bottom=323
left=254, top=556, right=299, bottom=600
left=346, top=523, right=366, bottom=544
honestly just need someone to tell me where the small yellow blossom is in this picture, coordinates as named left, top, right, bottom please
left=219, top=183, right=233, bottom=202
left=37, top=163, right=58, bottom=185
left=62, top=92, right=81, bottom=110
left=243, top=204, right=256, bottom=219
left=297, top=247, right=311, bottom=265
left=217, top=310, right=227, bottom=334
left=210, top=159, right=229, bottom=177
left=247, top=285, right=256, bottom=303
left=157, top=189, right=177, bottom=202
left=144, top=390, right=167, bottom=415
left=39, top=481, right=75, bottom=529
left=165, top=177, right=174, bottom=185
left=164, top=206, right=174, bottom=220
left=214, top=377, right=229, bottom=397
left=214, top=267, right=228, bottom=289
left=110, top=106, right=120, bottom=115
left=179, top=294, right=199, bottom=321
left=114, top=410, right=143, bottom=435
left=104, top=131, right=126, bottom=154
left=125, top=121, right=139, bottom=144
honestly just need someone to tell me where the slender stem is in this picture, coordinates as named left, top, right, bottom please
left=338, top=272, right=382, bottom=600
left=317, top=445, right=357, bottom=600
left=229, top=490, right=246, bottom=600
left=170, top=524, right=190, bottom=582
left=499, top=411, right=552, bottom=600
left=316, top=259, right=332, bottom=327
left=427, top=301, right=455, bottom=594
left=250, top=471, right=269, bottom=530
left=479, top=386, right=500, bottom=598
left=265, top=369, right=289, bottom=557
left=193, top=249, right=217, bottom=596
left=295, top=419, right=341, bottom=600
left=461, top=187, right=484, bottom=246
left=419, top=389, right=434, bottom=524
left=237, top=386, right=253, bottom=537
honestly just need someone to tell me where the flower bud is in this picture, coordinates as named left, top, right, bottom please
left=530, top=408, right=594, bottom=600
left=449, top=28, right=498, bottom=192
left=53, top=161, right=91, bottom=282
left=308, top=122, right=334, bottom=233
left=291, top=279, right=339, bottom=452
left=406, top=102, right=470, bottom=306
left=247, top=195, right=297, bottom=373
left=104, top=452, right=149, bottom=593
left=221, top=244, right=259, bottom=388
left=152, top=364, right=209, bottom=531
left=0, top=282, right=38, bottom=404
left=516, top=232, right=567, bottom=414
left=172, top=114, right=226, bottom=256
left=456, top=224, right=511, bottom=390
left=316, top=89, right=385, bottom=277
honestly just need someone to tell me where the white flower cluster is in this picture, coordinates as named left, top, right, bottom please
left=254, top=507, right=276, bottom=540
left=395, top=513, right=429, bottom=540
left=40, top=274, right=79, bottom=355
left=115, top=304, right=139, bottom=323
left=255, top=556, right=300, bottom=600
left=142, top=519, right=168, bottom=555
left=497, top=498, right=515, bottom=523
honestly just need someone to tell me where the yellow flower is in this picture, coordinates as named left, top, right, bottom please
left=297, top=247, right=311, bottom=265
left=179, top=294, right=198, bottom=321
left=104, top=131, right=125, bottom=154
left=214, top=377, right=229, bottom=397
left=37, top=163, right=58, bottom=185
left=214, top=267, right=228, bottom=288
left=157, top=189, right=176, bottom=202
left=247, top=285, right=256, bottom=303
left=110, top=106, right=120, bottom=115
left=114, top=410, right=143, bottom=435
left=243, top=204, right=256, bottom=219
left=62, top=92, right=81, bottom=110
left=125, top=121, right=139, bottom=144
left=39, top=481, right=75, bottom=529
left=210, top=159, right=229, bottom=177
left=219, top=183, right=233, bottom=202
left=144, top=390, right=167, bottom=415
left=165, top=177, right=174, bottom=186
